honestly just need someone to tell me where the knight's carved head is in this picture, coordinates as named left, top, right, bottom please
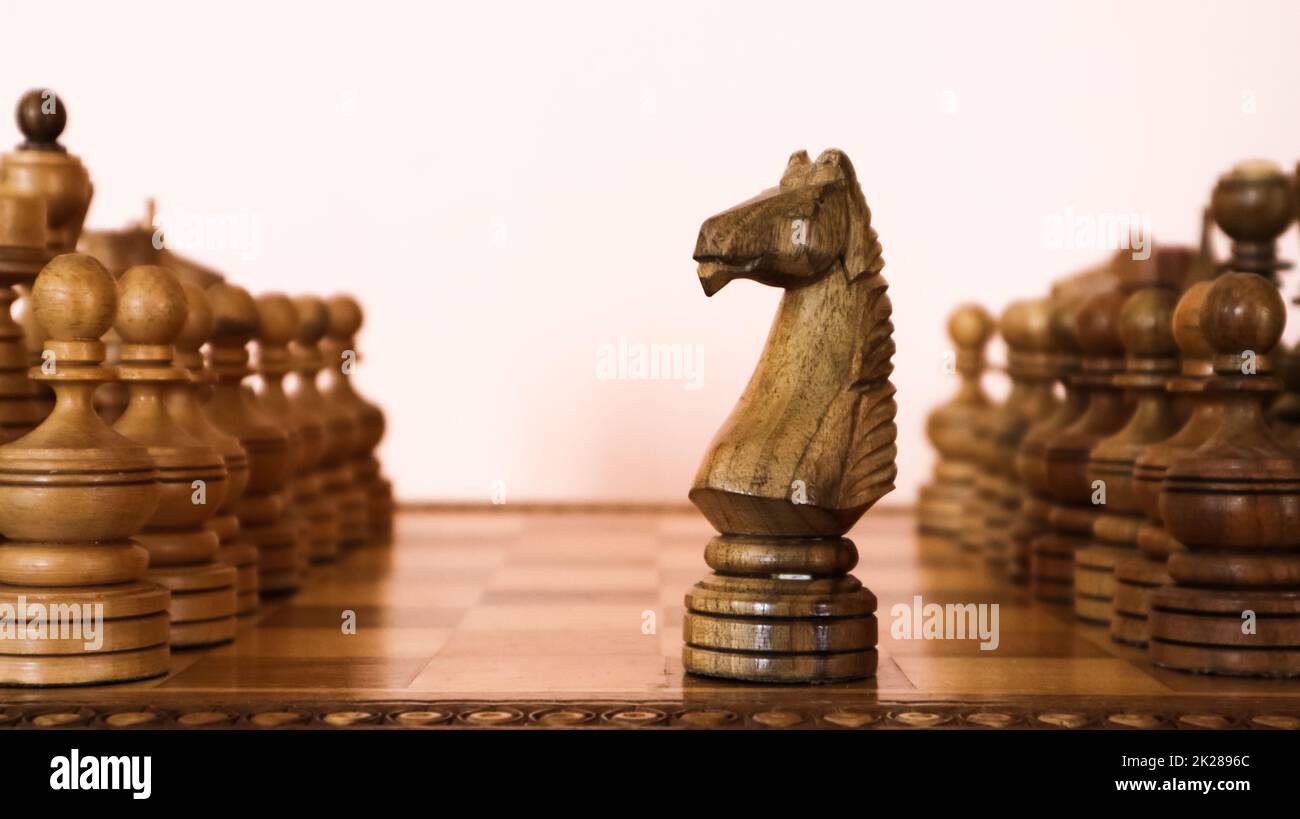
left=694, top=148, right=882, bottom=296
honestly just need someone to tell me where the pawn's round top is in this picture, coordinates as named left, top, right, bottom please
left=206, top=283, right=259, bottom=346
left=1075, top=290, right=1126, bottom=358
left=115, top=265, right=187, bottom=345
left=1000, top=298, right=1051, bottom=353
left=15, top=89, right=67, bottom=150
left=1202, top=271, right=1285, bottom=363
left=946, top=303, right=993, bottom=351
left=1171, top=280, right=1214, bottom=363
left=326, top=295, right=363, bottom=341
left=1210, top=160, right=1295, bottom=245
left=32, top=253, right=116, bottom=341
left=255, top=293, right=299, bottom=347
left=1048, top=297, right=1085, bottom=355
left=176, top=282, right=214, bottom=352
left=293, top=295, right=329, bottom=345
left=1119, top=288, right=1178, bottom=359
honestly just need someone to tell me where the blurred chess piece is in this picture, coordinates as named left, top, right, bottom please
left=1114, top=280, right=1217, bottom=646
left=112, top=266, right=237, bottom=648
left=1152, top=160, right=1300, bottom=676
left=320, top=295, right=393, bottom=546
left=171, top=281, right=258, bottom=616
left=0, top=89, right=93, bottom=253
left=917, top=304, right=994, bottom=540
left=0, top=190, right=52, bottom=444
left=976, top=298, right=1057, bottom=576
left=1035, top=289, right=1131, bottom=604
left=204, top=284, right=295, bottom=598
left=1013, top=292, right=1090, bottom=585
left=0, top=254, right=169, bottom=685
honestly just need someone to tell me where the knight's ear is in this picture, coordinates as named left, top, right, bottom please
left=781, top=150, right=811, bottom=185
left=815, top=148, right=849, bottom=177
left=842, top=183, right=884, bottom=282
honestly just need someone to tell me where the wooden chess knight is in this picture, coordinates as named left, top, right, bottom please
left=683, top=148, right=897, bottom=683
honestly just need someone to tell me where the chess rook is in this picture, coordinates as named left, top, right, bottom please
left=0, top=254, right=169, bottom=685
left=111, top=266, right=237, bottom=648
left=682, top=149, right=896, bottom=683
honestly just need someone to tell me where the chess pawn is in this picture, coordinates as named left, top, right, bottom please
left=917, top=304, right=994, bottom=540
left=169, top=282, right=257, bottom=616
left=203, top=283, right=295, bottom=597
left=253, top=294, right=313, bottom=579
left=111, top=266, right=237, bottom=648
left=1076, top=286, right=1181, bottom=624
left=285, top=296, right=339, bottom=563
left=0, top=90, right=93, bottom=252
left=14, top=284, right=56, bottom=422
left=321, top=299, right=390, bottom=548
left=1012, top=294, right=1090, bottom=584
left=0, top=190, right=52, bottom=443
left=0, top=253, right=169, bottom=685
left=1034, top=289, right=1132, bottom=603
left=1152, top=161, right=1300, bottom=676
left=978, top=299, right=1058, bottom=576
left=1114, top=281, right=1218, bottom=645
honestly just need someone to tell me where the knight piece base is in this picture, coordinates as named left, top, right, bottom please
left=0, top=581, right=171, bottom=686
left=1150, top=586, right=1300, bottom=678
left=682, top=534, right=878, bottom=684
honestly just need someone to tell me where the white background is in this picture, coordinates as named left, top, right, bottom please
left=7, top=0, right=1298, bottom=505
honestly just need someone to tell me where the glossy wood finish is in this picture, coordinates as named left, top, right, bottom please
left=683, top=149, right=896, bottom=682
left=1, top=509, right=1297, bottom=725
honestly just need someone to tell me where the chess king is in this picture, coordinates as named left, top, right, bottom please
left=684, top=148, right=897, bottom=682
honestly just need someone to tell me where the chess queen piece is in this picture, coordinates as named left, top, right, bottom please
left=203, top=284, right=295, bottom=597
left=917, top=305, right=993, bottom=540
left=170, top=282, right=258, bottom=615
left=978, top=299, right=1058, bottom=575
left=111, top=266, right=236, bottom=648
left=682, top=149, right=896, bottom=682
left=320, top=295, right=391, bottom=546
left=1114, top=280, right=1218, bottom=646
left=286, top=296, right=339, bottom=563
left=0, top=189, right=52, bottom=444
left=0, top=254, right=169, bottom=685
left=0, top=90, right=93, bottom=253
left=1152, top=161, right=1300, bottom=676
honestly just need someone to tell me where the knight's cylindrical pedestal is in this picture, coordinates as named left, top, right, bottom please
left=682, top=535, right=877, bottom=683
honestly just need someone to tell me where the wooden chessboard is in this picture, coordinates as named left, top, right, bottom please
left=3, top=507, right=1299, bottom=730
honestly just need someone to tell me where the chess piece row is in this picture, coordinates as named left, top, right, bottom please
left=0, top=89, right=393, bottom=685
left=922, top=159, right=1300, bottom=678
